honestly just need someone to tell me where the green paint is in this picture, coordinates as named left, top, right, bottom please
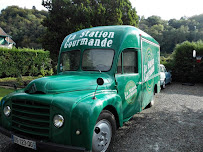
left=0, top=25, right=160, bottom=151
left=144, top=47, right=154, bottom=93
left=124, top=80, right=137, bottom=104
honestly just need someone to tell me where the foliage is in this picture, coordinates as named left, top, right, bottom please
left=1, top=4, right=203, bottom=64
left=160, top=55, right=174, bottom=71
left=0, top=47, right=52, bottom=78
left=42, top=0, right=139, bottom=62
left=0, top=87, right=14, bottom=100
left=0, top=76, right=42, bottom=83
left=0, top=76, right=42, bottom=88
left=139, top=15, right=203, bottom=53
left=0, top=6, right=48, bottom=49
left=190, top=14, right=203, bottom=25
left=172, top=41, right=203, bottom=83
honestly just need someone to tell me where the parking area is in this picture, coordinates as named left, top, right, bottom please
left=112, top=83, right=203, bottom=152
left=0, top=83, right=203, bottom=152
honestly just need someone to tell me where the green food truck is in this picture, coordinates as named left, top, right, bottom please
left=0, top=25, right=160, bottom=152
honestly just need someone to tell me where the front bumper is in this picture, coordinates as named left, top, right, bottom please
left=0, top=126, right=88, bottom=152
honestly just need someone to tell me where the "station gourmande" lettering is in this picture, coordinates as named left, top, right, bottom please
left=64, top=31, right=115, bottom=48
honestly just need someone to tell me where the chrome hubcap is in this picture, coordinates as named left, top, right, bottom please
left=92, top=120, right=112, bottom=152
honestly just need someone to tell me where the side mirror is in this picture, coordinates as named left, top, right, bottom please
left=93, top=78, right=104, bottom=100
left=97, top=78, right=104, bottom=86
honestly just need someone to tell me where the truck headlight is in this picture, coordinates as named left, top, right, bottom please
left=53, top=115, right=64, bottom=128
left=4, top=106, right=11, bottom=117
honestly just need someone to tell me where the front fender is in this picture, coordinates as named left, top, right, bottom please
left=70, top=90, right=122, bottom=150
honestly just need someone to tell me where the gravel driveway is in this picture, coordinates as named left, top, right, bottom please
left=0, top=83, right=203, bottom=152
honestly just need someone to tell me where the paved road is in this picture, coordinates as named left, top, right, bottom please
left=0, top=83, right=203, bottom=152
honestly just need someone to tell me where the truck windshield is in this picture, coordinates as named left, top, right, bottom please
left=82, top=49, right=114, bottom=72
left=60, top=50, right=80, bottom=71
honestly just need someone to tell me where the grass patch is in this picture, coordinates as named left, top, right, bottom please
left=0, top=87, right=14, bottom=100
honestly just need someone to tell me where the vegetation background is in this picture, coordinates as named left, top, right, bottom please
left=0, top=0, right=203, bottom=83
left=0, top=6, right=47, bottom=49
left=0, top=48, right=52, bottom=78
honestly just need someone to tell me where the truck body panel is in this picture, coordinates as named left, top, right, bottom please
left=0, top=25, right=160, bottom=151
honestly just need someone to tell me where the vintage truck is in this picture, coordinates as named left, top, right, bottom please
left=0, top=25, right=160, bottom=152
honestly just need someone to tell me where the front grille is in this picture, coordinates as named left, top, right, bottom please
left=11, top=99, right=50, bottom=140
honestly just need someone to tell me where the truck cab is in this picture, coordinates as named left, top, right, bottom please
left=0, top=25, right=160, bottom=152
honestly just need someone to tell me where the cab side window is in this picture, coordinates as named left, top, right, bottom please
left=123, top=50, right=138, bottom=73
left=117, top=49, right=138, bottom=74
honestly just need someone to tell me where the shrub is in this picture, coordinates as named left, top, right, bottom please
left=0, top=47, right=53, bottom=78
left=160, top=55, right=174, bottom=71
left=172, top=41, right=203, bottom=83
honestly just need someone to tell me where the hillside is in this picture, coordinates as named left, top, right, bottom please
left=0, top=6, right=48, bottom=49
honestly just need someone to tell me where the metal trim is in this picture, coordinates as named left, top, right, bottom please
left=141, top=37, right=160, bottom=48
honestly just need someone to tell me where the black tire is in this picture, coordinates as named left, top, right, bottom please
left=92, top=110, right=116, bottom=152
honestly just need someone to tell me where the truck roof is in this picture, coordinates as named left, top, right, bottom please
left=60, top=25, right=159, bottom=53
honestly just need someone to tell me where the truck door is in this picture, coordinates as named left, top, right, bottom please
left=115, top=49, right=142, bottom=120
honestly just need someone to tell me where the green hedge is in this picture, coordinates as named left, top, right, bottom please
left=0, top=47, right=53, bottom=78
left=172, top=41, right=203, bottom=83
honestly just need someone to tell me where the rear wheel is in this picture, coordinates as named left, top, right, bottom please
left=149, top=91, right=155, bottom=107
left=92, top=110, right=116, bottom=152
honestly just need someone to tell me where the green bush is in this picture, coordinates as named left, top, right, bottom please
left=160, top=55, right=174, bottom=71
left=0, top=47, right=53, bottom=78
left=172, top=41, right=203, bottom=83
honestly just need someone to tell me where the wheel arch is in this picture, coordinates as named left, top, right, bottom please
left=103, top=105, right=121, bottom=129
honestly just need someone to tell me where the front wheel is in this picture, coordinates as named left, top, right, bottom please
left=92, top=110, right=116, bottom=152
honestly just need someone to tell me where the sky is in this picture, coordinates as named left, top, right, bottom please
left=131, top=0, right=203, bottom=20
left=0, top=0, right=46, bottom=11
left=0, top=0, right=203, bottom=20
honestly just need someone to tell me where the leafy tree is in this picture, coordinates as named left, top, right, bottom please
left=148, top=24, right=164, bottom=43
left=139, top=14, right=203, bottom=54
left=42, top=0, right=139, bottom=61
left=0, top=6, right=48, bottom=49
left=145, top=15, right=164, bottom=27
